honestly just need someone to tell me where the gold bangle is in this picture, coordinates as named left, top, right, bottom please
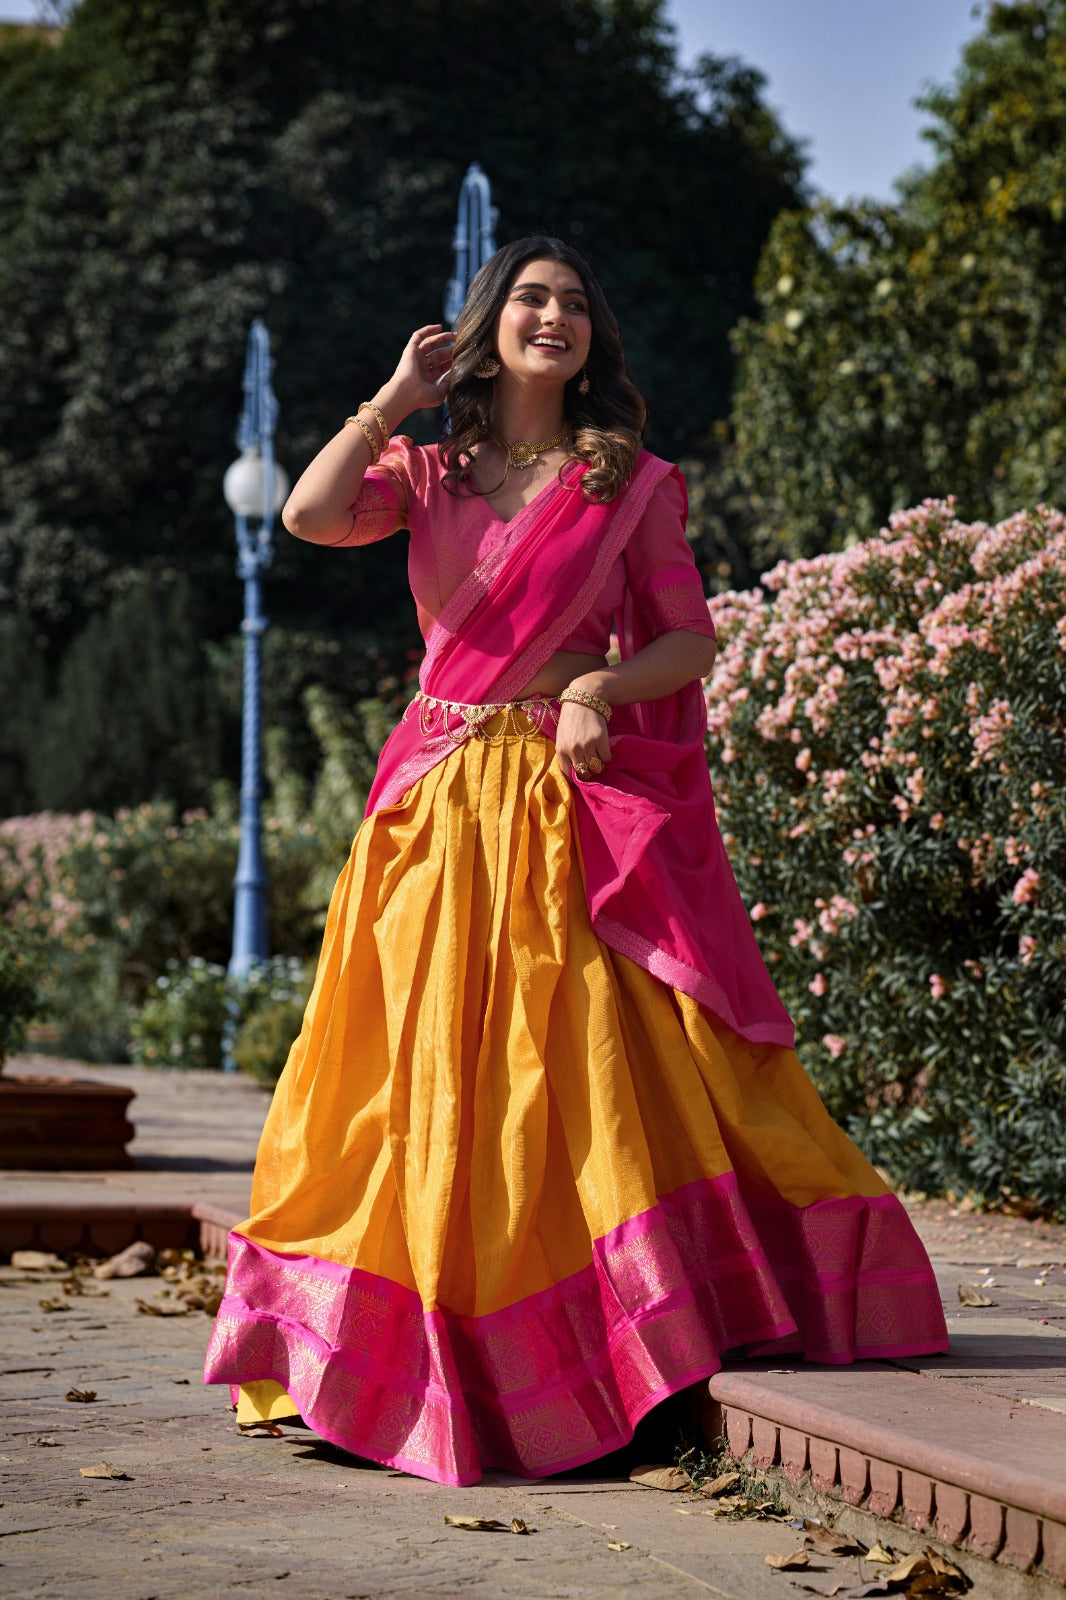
left=359, top=401, right=390, bottom=448
left=344, top=414, right=380, bottom=463
left=559, top=687, right=612, bottom=722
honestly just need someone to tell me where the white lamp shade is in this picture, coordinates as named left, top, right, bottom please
left=223, top=448, right=290, bottom=517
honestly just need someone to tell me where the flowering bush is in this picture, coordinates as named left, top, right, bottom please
left=706, top=499, right=1066, bottom=1214
left=0, top=812, right=93, bottom=932
left=231, top=958, right=313, bottom=1086
left=131, top=955, right=312, bottom=1075
left=0, top=920, right=44, bottom=1069
left=4, top=804, right=325, bottom=1061
left=129, top=957, right=229, bottom=1072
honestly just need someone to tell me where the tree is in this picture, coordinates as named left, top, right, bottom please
left=0, top=0, right=806, bottom=813
left=731, top=0, right=1066, bottom=558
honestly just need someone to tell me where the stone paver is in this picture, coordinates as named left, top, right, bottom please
left=5, top=1052, right=1066, bottom=1594
left=2, top=1273, right=793, bottom=1600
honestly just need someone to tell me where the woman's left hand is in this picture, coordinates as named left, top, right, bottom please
left=556, top=702, right=612, bottom=781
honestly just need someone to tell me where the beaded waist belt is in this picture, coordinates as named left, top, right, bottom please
left=405, top=691, right=559, bottom=743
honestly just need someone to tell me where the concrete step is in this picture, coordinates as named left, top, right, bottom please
left=708, top=1361, right=1066, bottom=1585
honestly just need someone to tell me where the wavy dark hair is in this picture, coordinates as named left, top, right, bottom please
left=440, top=235, right=646, bottom=503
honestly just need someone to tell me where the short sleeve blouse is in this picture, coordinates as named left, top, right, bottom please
left=328, top=438, right=716, bottom=651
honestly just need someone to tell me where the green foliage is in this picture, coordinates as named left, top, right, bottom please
left=131, top=953, right=311, bottom=1075
left=706, top=500, right=1066, bottom=1216
left=231, top=958, right=311, bottom=1085
left=0, top=0, right=805, bottom=812
left=0, top=919, right=44, bottom=1068
left=0, top=685, right=392, bottom=1061
left=28, top=575, right=227, bottom=814
left=129, top=956, right=228, bottom=1072
left=45, top=801, right=323, bottom=1060
left=732, top=0, right=1066, bottom=557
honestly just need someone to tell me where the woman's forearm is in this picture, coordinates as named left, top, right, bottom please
left=281, top=378, right=412, bottom=545
left=570, top=629, right=717, bottom=706
left=282, top=323, right=456, bottom=544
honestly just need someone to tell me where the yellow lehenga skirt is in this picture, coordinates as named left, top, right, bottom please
left=204, top=723, right=947, bottom=1485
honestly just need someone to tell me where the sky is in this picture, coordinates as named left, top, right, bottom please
left=1, top=0, right=987, bottom=203
left=664, top=0, right=986, bottom=201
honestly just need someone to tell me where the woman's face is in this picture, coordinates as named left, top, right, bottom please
left=493, top=257, right=592, bottom=388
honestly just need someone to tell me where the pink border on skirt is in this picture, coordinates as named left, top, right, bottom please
left=203, top=1172, right=948, bottom=1486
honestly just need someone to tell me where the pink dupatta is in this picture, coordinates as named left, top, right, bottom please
left=365, top=452, right=794, bottom=1048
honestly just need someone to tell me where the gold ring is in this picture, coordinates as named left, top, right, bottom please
left=589, top=756, right=603, bottom=774
left=575, top=762, right=589, bottom=775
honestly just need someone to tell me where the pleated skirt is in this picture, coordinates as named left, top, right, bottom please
left=203, top=725, right=948, bottom=1486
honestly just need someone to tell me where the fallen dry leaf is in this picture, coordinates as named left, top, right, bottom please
left=135, top=1297, right=190, bottom=1317
left=38, top=1298, right=69, bottom=1313
left=443, top=1515, right=509, bottom=1532
left=65, top=1387, right=97, bottom=1403
left=883, top=1552, right=934, bottom=1582
left=629, top=1463, right=691, bottom=1491
left=11, top=1250, right=65, bottom=1271
left=34, top=1437, right=59, bottom=1448
left=60, top=1274, right=108, bottom=1298
left=509, top=1518, right=533, bottom=1535
left=957, top=1284, right=995, bottom=1307
left=606, top=1540, right=631, bottom=1552
left=923, top=1548, right=965, bottom=1581
left=79, top=1461, right=131, bottom=1479
left=94, top=1241, right=156, bottom=1281
left=699, top=1470, right=742, bottom=1496
left=864, top=1543, right=895, bottom=1563
left=766, top=1548, right=809, bottom=1570
left=793, top=1582, right=847, bottom=1598
left=803, top=1520, right=866, bottom=1557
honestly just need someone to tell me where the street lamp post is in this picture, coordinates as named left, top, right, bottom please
left=443, top=163, right=497, bottom=328
left=221, top=320, right=289, bottom=1068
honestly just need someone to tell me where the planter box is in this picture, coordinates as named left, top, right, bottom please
left=0, top=1074, right=135, bottom=1170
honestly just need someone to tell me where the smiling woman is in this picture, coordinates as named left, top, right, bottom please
left=203, top=234, right=948, bottom=1488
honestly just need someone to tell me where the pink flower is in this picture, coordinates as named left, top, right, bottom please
left=1011, top=868, right=1041, bottom=906
left=750, top=902, right=769, bottom=922
left=928, top=973, right=947, bottom=999
left=1020, top=935, right=1038, bottom=965
left=809, top=972, right=827, bottom=996
left=823, top=1034, right=848, bottom=1059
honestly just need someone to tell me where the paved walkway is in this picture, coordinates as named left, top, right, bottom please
left=2, top=1054, right=1065, bottom=1597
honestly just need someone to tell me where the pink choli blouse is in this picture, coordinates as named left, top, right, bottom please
left=328, top=437, right=717, bottom=655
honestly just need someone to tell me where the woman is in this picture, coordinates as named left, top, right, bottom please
left=204, top=237, right=947, bottom=1487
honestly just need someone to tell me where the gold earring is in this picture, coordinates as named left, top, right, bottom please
left=475, top=354, right=501, bottom=379
left=578, top=369, right=590, bottom=395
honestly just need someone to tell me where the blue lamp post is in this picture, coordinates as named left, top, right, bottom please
left=221, top=321, right=289, bottom=1066
left=443, top=163, right=497, bottom=327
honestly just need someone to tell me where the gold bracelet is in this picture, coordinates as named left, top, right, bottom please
left=559, top=687, right=612, bottom=722
left=359, top=401, right=390, bottom=448
left=344, top=414, right=380, bottom=463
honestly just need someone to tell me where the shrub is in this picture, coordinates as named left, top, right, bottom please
left=129, top=957, right=228, bottom=1072
left=44, top=803, right=324, bottom=1061
left=0, top=920, right=45, bottom=1069
left=130, top=954, right=311, bottom=1076
left=706, top=499, right=1066, bottom=1215
left=231, top=958, right=312, bottom=1086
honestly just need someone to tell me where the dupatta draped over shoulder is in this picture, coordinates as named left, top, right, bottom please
left=356, top=442, right=794, bottom=1049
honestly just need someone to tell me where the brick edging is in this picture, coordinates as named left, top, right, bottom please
left=708, top=1377, right=1066, bottom=1581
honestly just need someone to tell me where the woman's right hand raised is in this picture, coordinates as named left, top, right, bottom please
left=389, top=323, right=455, bottom=413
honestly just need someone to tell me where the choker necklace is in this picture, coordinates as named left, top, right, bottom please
left=495, top=426, right=571, bottom=469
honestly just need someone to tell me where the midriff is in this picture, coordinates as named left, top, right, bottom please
left=516, top=651, right=608, bottom=700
